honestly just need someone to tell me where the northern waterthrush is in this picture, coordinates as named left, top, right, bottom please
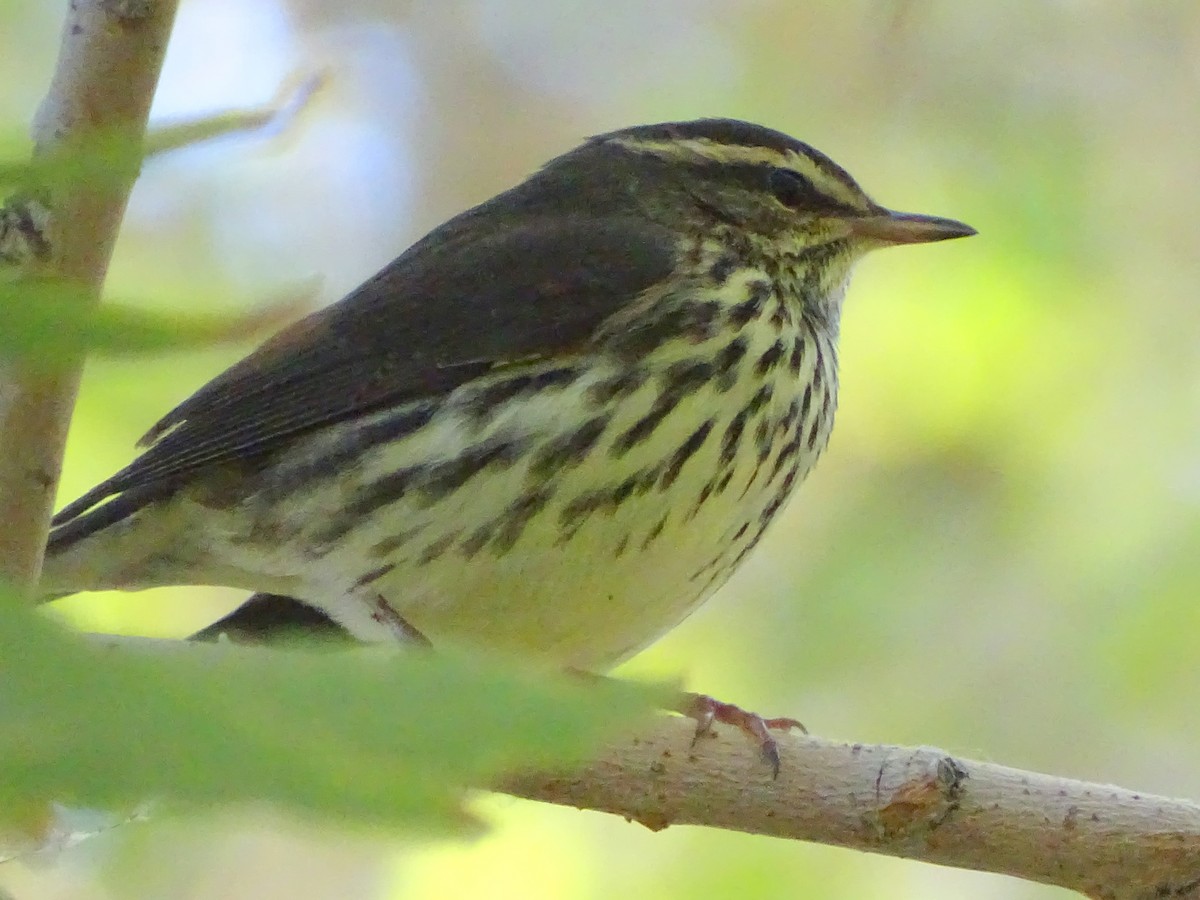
left=43, top=119, right=973, bottom=757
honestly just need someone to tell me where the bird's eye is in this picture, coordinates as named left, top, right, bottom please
left=768, top=168, right=818, bottom=209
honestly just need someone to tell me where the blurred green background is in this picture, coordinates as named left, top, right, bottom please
left=3, top=1, right=1199, bottom=897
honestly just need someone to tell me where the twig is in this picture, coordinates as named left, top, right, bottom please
left=0, top=0, right=179, bottom=594
left=143, top=71, right=328, bottom=159
left=504, top=716, right=1200, bottom=899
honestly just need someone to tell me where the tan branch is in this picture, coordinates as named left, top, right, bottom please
left=505, top=717, right=1200, bottom=899
left=0, top=0, right=179, bottom=593
left=8, top=633, right=1197, bottom=897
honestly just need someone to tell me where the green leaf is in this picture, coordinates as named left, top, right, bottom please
left=0, top=598, right=661, bottom=833
left=0, top=279, right=310, bottom=362
left=0, top=129, right=142, bottom=194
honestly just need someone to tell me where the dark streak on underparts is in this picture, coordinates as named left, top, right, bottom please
left=559, top=465, right=660, bottom=532
left=608, top=300, right=726, bottom=359
left=319, top=437, right=524, bottom=545
left=708, top=252, right=738, bottom=285
left=611, top=396, right=683, bottom=456
left=370, top=522, right=428, bottom=559
left=611, top=358, right=714, bottom=457
left=352, top=562, right=396, bottom=590
left=531, top=415, right=610, bottom=478
left=713, top=336, right=749, bottom=386
left=799, top=384, right=813, bottom=422
left=418, top=438, right=525, bottom=503
left=461, top=367, right=581, bottom=423
left=491, top=487, right=553, bottom=553
left=754, top=339, right=786, bottom=377
left=727, top=280, right=771, bottom=328
left=316, top=467, right=417, bottom=546
left=641, top=513, right=668, bottom=549
left=720, top=408, right=749, bottom=468
left=788, top=336, right=806, bottom=374
left=262, top=402, right=435, bottom=503
left=459, top=523, right=494, bottom=559
left=660, top=419, right=715, bottom=489
left=587, top=368, right=648, bottom=405
left=805, top=416, right=823, bottom=451
left=418, top=529, right=461, bottom=565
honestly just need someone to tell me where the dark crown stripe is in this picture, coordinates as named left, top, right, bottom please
left=601, top=118, right=867, bottom=207
left=604, top=118, right=813, bottom=158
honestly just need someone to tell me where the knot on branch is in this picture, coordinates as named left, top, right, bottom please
left=870, top=748, right=968, bottom=842
left=0, top=196, right=52, bottom=268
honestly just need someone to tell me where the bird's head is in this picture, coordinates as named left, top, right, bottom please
left=592, top=118, right=975, bottom=251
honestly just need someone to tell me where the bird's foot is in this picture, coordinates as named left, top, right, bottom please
left=680, top=693, right=806, bottom=778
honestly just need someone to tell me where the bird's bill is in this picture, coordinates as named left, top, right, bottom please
left=847, top=210, right=977, bottom=245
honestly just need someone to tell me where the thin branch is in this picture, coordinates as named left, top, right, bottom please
left=0, top=0, right=179, bottom=594
left=504, top=716, right=1200, bottom=899
left=13, top=632, right=1200, bottom=898
left=143, top=71, right=327, bottom=159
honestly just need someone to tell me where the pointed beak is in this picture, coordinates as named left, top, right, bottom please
left=847, top=209, right=977, bottom=245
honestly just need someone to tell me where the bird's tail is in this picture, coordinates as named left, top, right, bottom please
left=39, top=485, right=188, bottom=599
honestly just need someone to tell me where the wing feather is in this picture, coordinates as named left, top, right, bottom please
left=51, top=212, right=676, bottom=532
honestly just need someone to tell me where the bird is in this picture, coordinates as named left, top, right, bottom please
left=41, top=118, right=974, bottom=766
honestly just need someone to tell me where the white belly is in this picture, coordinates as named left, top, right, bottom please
left=209, top=292, right=838, bottom=669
